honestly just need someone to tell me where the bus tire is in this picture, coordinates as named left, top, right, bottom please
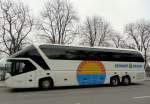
left=110, top=76, right=120, bottom=86
left=39, top=78, right=53, bottom=90
left=122, top=76, right=131, bottom=86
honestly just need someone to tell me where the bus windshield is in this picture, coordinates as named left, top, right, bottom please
left=10, top=45, right=49, bottom=70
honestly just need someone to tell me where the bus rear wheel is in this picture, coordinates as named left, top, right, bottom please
left=39, top=79, right=53, bottom=90
left=122, top=76, right=130, bottom=85
left=110, top=77, right=120, bottom=86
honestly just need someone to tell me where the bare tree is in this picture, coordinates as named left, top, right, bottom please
left=37, top=0, right=78, bottom=44
left=110, top=32, right=124, bottom=48
left=80, top=16, right=112, bottom=47
left=124, top=20, right=150, bottom=67
left=0, top=0, right=34, bottom=56
left=125, top=23, right=141, bottom=51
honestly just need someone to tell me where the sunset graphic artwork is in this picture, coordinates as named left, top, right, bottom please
left=77, top=61, right=106, bottom=85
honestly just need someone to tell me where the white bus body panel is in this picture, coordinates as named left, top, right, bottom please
left=5, top=59, right=145, bottom=88
left=6, top=71, right=36, bottom=88
left=47, top=60, right=145, bottom=86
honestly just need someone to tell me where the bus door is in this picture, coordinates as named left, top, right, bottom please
left=7, top=59, right=37, bottom=88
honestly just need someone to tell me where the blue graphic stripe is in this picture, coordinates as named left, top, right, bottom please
left=77, top=74, right=106, bottom=85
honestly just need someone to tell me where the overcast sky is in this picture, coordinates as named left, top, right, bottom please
left=21, top=0, right=150, bottom=32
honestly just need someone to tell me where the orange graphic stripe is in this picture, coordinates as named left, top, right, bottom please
left=77, top=71, right=106, bottom=74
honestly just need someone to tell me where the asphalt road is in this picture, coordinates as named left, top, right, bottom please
left=0, top=81, right=150, bottom=104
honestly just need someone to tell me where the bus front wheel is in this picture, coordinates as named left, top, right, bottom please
left=39, top=78, right=53, bottom=90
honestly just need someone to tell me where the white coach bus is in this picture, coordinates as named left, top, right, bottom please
left=5, top=44, right=145, bottom=89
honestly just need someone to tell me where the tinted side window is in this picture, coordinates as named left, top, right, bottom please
left=89, top=51, right=110, bottom=61
left=15, top=46, right=49, bottom=70
left=25, top=49, right=49, bottom=70
left=40, top=46, right=108, bottom=61
left=130, top=53, right=144, bottom=62
left=40, top=45, right=144, bottom=62
left=110, top=52, right=144, bottom=62
left=40, top=47, right=87, bottom=60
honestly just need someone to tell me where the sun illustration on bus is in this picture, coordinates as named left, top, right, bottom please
left=77, top=61, right=106, bottom=85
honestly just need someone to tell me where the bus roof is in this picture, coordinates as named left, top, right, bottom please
left=10, top=44, right=142, bottom=58
left=37, top=44, right=142, bottom=54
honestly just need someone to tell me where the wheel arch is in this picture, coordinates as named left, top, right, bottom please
left=110, top=75, right=120, bottom=81
left=122, top=75, right=131, bottom=83
left=39, top=77, right=54, bottom=88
